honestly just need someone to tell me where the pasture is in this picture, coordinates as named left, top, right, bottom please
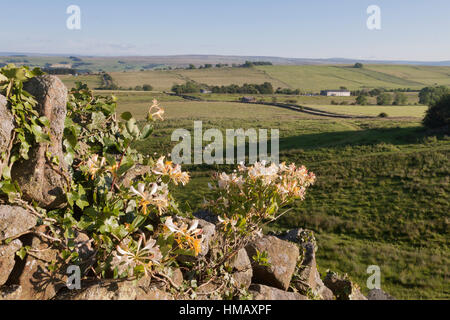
left=41, top=62, right=450, bottom=299
left=117, top=91, right=449, bottom=299
left=256, top=65, right=450, bottom=91
left=50, top=63, right=450, bottom=94
left=310, top=105, right=428, bottom=118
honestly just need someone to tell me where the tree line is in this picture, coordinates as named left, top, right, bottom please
left=171, top=81, right=275, bottom=95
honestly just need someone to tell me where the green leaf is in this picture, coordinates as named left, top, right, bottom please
left=2, top=166, right=11, bottom=180
left=131, top=215, right=146, bottom=230
left=16, top=246, right=30, bottom=260
left=139, top=124, right=153, bottom=140
left=125, top=118, right=140, bottom=138
left=117, top=158, right=134, bottom=176
left=31, top=124, right=50, bottom=143
left=2, top=67, right=28, bottom=81
left=120, top=112, right=133, bottom=121
left=1, top=181, right=17, bottom=194
left=38, top=116, right=50, bottom=127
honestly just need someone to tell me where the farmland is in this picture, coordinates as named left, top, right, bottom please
left=111, top=91, right=450, bottom=299
left=33, top=60, right=450, bottom=299
left=256, top=65, right=450, bottom=91
left=56, top=64, right=450, bottom=93
left=310, top=105, right=428, bottom=118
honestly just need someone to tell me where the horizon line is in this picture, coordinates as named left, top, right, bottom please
left=0, top=51, right=449, bottom=63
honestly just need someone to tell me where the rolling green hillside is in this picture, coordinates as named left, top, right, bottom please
left=51, top=63, right=450, bottom=93
left=256, top=65, right=450, bottom=91
left=123, top=97, right=449, bottom=300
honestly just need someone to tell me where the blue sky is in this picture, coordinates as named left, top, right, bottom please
left=1, top=0, right=449, bottom=60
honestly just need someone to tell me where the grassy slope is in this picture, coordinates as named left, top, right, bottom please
left=122, top=96, right=449, bottom=299
left=257, top=65, right=450, bottom=91
left=53, top=63, right=450, bottom=93
left=110, top=70, right=185, bottom=91
left=58, top=74, right=102, bottom=90
left=310, top=105, right=428, bottom=118
left=172, top=67, right=289, bottom=88
left=366, top=65, right=450, bottom=87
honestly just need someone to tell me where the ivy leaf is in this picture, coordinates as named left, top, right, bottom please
left=38, top=116, right=50, bottom=127
left=76, top=198, right=89, bottom=210
left=31, top=124, right=50, bottom=143
left=16, top=246, right=30, bottom=260
left=1, top=181, right=17, bottom=194
left=2, top=67, right=28, bottom=81
left=2, top=166, right=11, bottom=180
left=64, top=127, right=78, bottom=149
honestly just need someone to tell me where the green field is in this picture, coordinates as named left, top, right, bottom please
left=59, top=74, right=102, bottom=89
left=257, top=65, right=450, bottom=91
left=365, top=65, right=450, bottom=87
left=114, top=93, right=449, bottom=300
left=7, top=57, right=449, bottom=299
left=310, top=105, right=428, bottom=118
left=106, top=64, right=450, bottom=92
left=5, top=55, right=450, bottom=92
left=110, top=70, right=185, bottom=91
left=56, top=70, right=450, bottom=299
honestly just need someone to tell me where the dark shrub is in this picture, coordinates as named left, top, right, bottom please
left=142, top=84, right=153, bottom=91
left=423, top=94, right=450, bottom=133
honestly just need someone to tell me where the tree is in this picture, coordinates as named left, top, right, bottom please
left=423, top=94, right=450, bottom=132
left=419, top=86, right=449, bottom=105
left=354, top=63, right=363, bottom=68
left=188, top=64, right=196, bottom=69
left=142, top=84, right=153, bottom=91
left=377, top=93, right=393, bottom=105
left=369, top=88, right=383, bottom=97
left=356, top=94, right=368, bottom=105
left=393, top=92, right=408, bottom=105
left=171, top=81, right=201, bottom=94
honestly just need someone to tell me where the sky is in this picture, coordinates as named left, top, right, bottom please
left=0, top=0, right=449, bottom=61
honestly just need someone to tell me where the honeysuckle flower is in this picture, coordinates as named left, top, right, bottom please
left=130, top=182, right=169, bottom=215
left=111, top=233, right=162, bottom=277
left=169, top=164, right=190, bottom=186
left=85, top=154, right=106, bottom=179
left=217, top=172, right=244, bottom=189
left=153, top=156, right=190, bottom=185
left=164, top=217, right=203, bottom=256
left=147, top=99, right=165, bottom=121
left=247, top=161, right=279, bottom=185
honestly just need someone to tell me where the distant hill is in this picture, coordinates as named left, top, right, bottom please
left=0, top=53, right=449, bottom=71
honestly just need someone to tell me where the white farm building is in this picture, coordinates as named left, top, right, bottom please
left=320, top=90, right=351, bottom=97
